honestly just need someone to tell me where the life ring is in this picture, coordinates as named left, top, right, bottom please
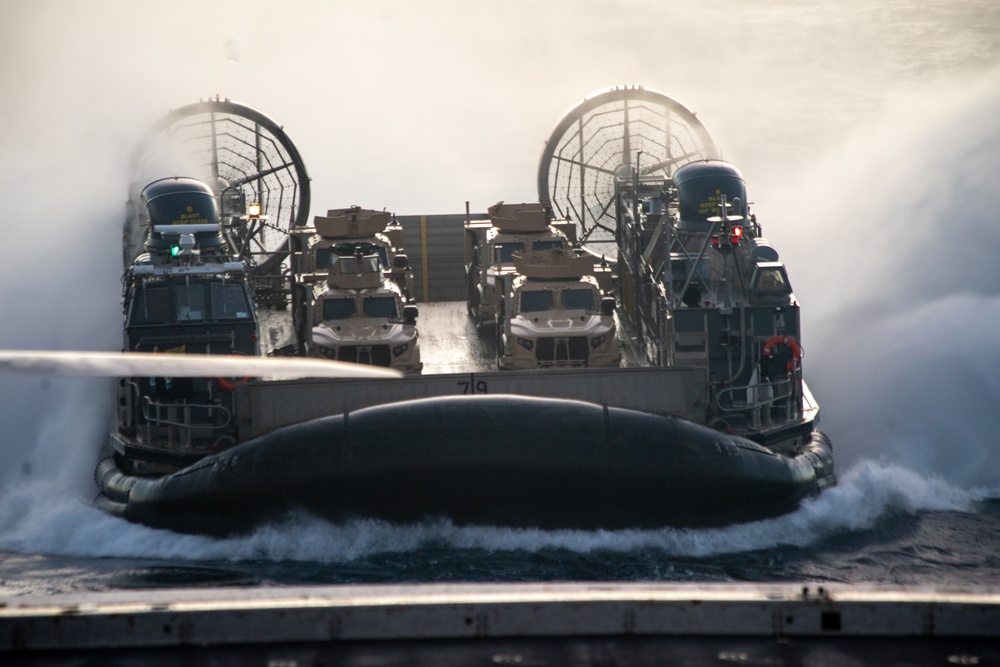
left=761, top=335, right=802, bottom=372
left=216, top=376, right=251, bottom=392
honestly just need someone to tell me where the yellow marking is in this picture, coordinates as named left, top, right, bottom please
left=420, top=215, right=429, bottom=302
left=176, top=210, right=209, bottom=224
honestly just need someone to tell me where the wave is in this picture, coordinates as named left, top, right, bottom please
left=0, top=458, right=993, bottom=564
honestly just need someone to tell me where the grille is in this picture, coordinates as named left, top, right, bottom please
left=535, top=336, right=589, bottom=365
left=338, top=345, right=391, bottom=367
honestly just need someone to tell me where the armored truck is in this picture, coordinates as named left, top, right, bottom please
left=496, top=248, right=620, bottom=370
left=464, top=202, right=575, bottom=332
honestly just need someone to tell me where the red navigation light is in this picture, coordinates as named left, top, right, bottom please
left=729, top=225, right=743, bottom=247
left=711, top=235, right=720, bottom=248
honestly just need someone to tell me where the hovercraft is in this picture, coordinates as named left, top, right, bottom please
left=94, top=90, right=835, bottom=535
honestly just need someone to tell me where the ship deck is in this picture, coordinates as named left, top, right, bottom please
left=3, top=582, right=998, bottom=664
left=409, top=301, right=498, bottom=375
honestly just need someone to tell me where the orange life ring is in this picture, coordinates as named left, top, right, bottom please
left=216, top=376, right=251, bottom=392
left=761, top=335, right=802, bottom=372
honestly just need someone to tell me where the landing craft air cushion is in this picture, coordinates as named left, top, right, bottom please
left=82, top=90, right=835, bottom=534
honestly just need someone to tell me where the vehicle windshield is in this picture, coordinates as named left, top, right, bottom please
left=129, top=280, right=252, bottom=324
left=175, top=283, right=205, bottom=321
left=211, top=283, right=252, bottom=319
left=494, top=242, right=525, bottom=264
left=362, top=296, right=398, bottom=318
left=520, top=290, right=554, bottom=313
left=322, top=297, right=356, bottom=320
left=560, top=288, right=595, bottom=310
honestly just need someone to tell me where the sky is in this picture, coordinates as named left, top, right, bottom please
left=2, top=0, right=996, bottom=297
left=3, top=0, right=996, bottom=217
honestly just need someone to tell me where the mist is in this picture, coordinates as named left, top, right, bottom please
left=777, top=68, right=1000, bottom=488
left=1, top=0, right=1000, bottom=526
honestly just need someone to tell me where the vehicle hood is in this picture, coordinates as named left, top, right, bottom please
left=509, top=313, right=613, bottom=337
left=312, top=320, right=415, bottom=346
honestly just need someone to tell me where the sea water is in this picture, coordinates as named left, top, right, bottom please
left=1, top=0, right=1000, bottom=594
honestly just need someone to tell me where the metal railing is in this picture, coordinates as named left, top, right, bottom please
left=714, top=371, right=803, bottom=432
left=140, top=395, right=233, bottom=450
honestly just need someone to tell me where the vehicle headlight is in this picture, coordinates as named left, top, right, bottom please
left=591, top=334, right=607, bottom=349
left=393, top=343, right=409, bottom=357
left=517, top=337, right=534, bottom=351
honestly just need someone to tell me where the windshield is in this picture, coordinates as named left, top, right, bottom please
left=520, top=290, right=554, bottom=313
left=322, top=298, right=356, bottom=320
left=129, top=280, right=252, bottom=325
left=560, top=288, right=595, bottom=310
left=175, top=283, right=205, bottom=321
left=362, top=296, right=399, bottom=318
left=211, top=283, right=251, bottom=319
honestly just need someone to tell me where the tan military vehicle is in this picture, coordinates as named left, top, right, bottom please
left=305, top=247, right=422, bottom=373
left=496, top=248, right=620, bottom=370
left=464, top=202, right=575, bottom=333
left=292, top=207, right=421, bottom=373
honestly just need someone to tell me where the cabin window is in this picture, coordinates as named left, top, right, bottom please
left=520, top=290, right=554, bottom=313
left=532, top=240, right=565, bottom=252
left=210, top=283, right=251, bottom=319
left=362, top=296, right=398, bottom=319
left=494, top=242, right=525, bottom=264
left=754, top=267, right=790, bottom=293
left=131, top=286, right=170, bottom=324
left=323, top=298, right=356, bottom=320
left=671, top=256, right=711, bottom=285
left=175, top=284, right=205, bottom=321
left=560, top=289, right=595, bottom=311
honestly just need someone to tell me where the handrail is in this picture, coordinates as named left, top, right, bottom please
left=714, top=373, right=803, bottom=430
left=141, top=396, right=233, bottom=431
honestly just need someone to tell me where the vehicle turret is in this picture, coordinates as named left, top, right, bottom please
left=293, top=206, right=413, bottom=299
